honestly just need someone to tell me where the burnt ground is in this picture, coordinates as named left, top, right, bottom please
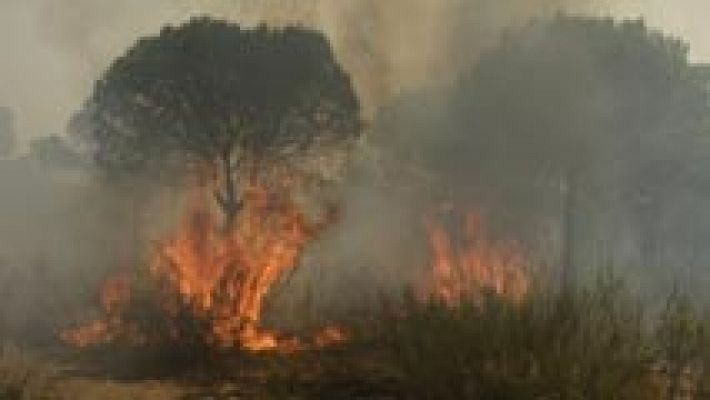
left=46, top=343, right=402, bottom=400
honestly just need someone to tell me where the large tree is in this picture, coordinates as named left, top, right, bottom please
left=459, top=16, right=709, bottom=282
left=373, top=16, right=710, bottom=285
left=71, top=17, right=361, bottom=227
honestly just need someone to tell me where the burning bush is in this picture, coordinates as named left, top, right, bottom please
left=62, top=175, right=348, bottom=357
left=421, top=208, right=529, bottom=306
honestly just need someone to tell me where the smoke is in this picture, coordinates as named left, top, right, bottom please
left=1, top=0, right=710, bottom=340
left=182, top=0, right=599, bottom=116
left=6, top=0, right=709, bottom=143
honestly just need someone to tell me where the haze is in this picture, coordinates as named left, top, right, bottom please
left=1, top=0, right=709, bottom=146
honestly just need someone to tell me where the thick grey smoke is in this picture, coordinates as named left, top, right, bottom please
left=3, top=0, right=710, bottom=144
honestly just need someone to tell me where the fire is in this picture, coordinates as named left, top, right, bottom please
left=422, top=209, right=529, bottom=306
left=63, top=176, right=345, bottom=352
left=61, top=273, right=133, bottom=347
left=150, top=182, right=327, bottom=351
left=63, top=172, right=526, bottom=351
left=313, top=325, right=349, bottom=348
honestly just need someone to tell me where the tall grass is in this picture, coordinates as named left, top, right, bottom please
left=378, top=273, right=709, bottom=399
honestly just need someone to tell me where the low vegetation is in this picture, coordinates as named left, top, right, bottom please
left=0, top=344, right=61, bottom=400
left=376, top=274, right=710, bottom=399
left=1, top=273, right=709, bottom=399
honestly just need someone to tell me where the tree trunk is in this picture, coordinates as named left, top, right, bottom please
left=561, top=171, right=578, bottom=290
left=215, top=147, right=241, bottom=231
left=638, top=191, right=660, bottom=269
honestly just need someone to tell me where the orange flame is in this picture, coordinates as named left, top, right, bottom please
left=63, top=177, right=345, bottom=352
left=61, top=273, right=132, bottom=347
left=313, top=325, right=349, bottom=348
left=423, top=209, right=529, bottom=306
left=150, top=182, right=332, bottom=351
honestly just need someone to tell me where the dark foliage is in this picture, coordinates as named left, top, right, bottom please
left=373, top=15, right=710, bottom=283
left=71, top=17, right=361, bottom=224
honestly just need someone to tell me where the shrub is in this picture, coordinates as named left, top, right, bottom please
left=380, top=274, right=675, bottom=399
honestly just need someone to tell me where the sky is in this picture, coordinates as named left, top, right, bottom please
left=0, top=0, right=708, bottom=146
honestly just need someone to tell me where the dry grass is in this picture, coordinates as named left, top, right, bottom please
left=373, top=274, right=710, bottom=399
left=0, top=344, right=62, bottom=400
left=55, top=379, right=183, bottom=400
left=3, top=272, right=710, bottom=399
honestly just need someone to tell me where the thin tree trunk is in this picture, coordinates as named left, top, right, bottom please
left=561, top=171, right=577, bottom=290
left=638, top=194, right=660, bottom=269
left=215, top=147, right=240, bottom=231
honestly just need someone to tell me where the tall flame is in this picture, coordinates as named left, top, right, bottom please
left=423, top=209, right=529, bottom=306
left=63, top=177, right=346, bottom=352
left=63, top=181, right=524, bottom=350
left=150, top=182, right=332, bottom=351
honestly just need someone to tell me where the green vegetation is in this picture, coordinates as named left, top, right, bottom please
left=4, top=12, right=710, bottom=400
left=4, top=275, right=708, bottom=399
left=377, top=276, right=709, bottom=400
left=70, top=17, right=361, bottom=227
left=373, top=15, right=710, bottom=286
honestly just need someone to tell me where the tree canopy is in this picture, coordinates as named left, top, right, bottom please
left=459, top=16, right=710, bottom=275
left=71, top=17, right=361, bottom=225
left=458, top=16, right=707, bottom=186
left=373, top=15, right=710, bottom=277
